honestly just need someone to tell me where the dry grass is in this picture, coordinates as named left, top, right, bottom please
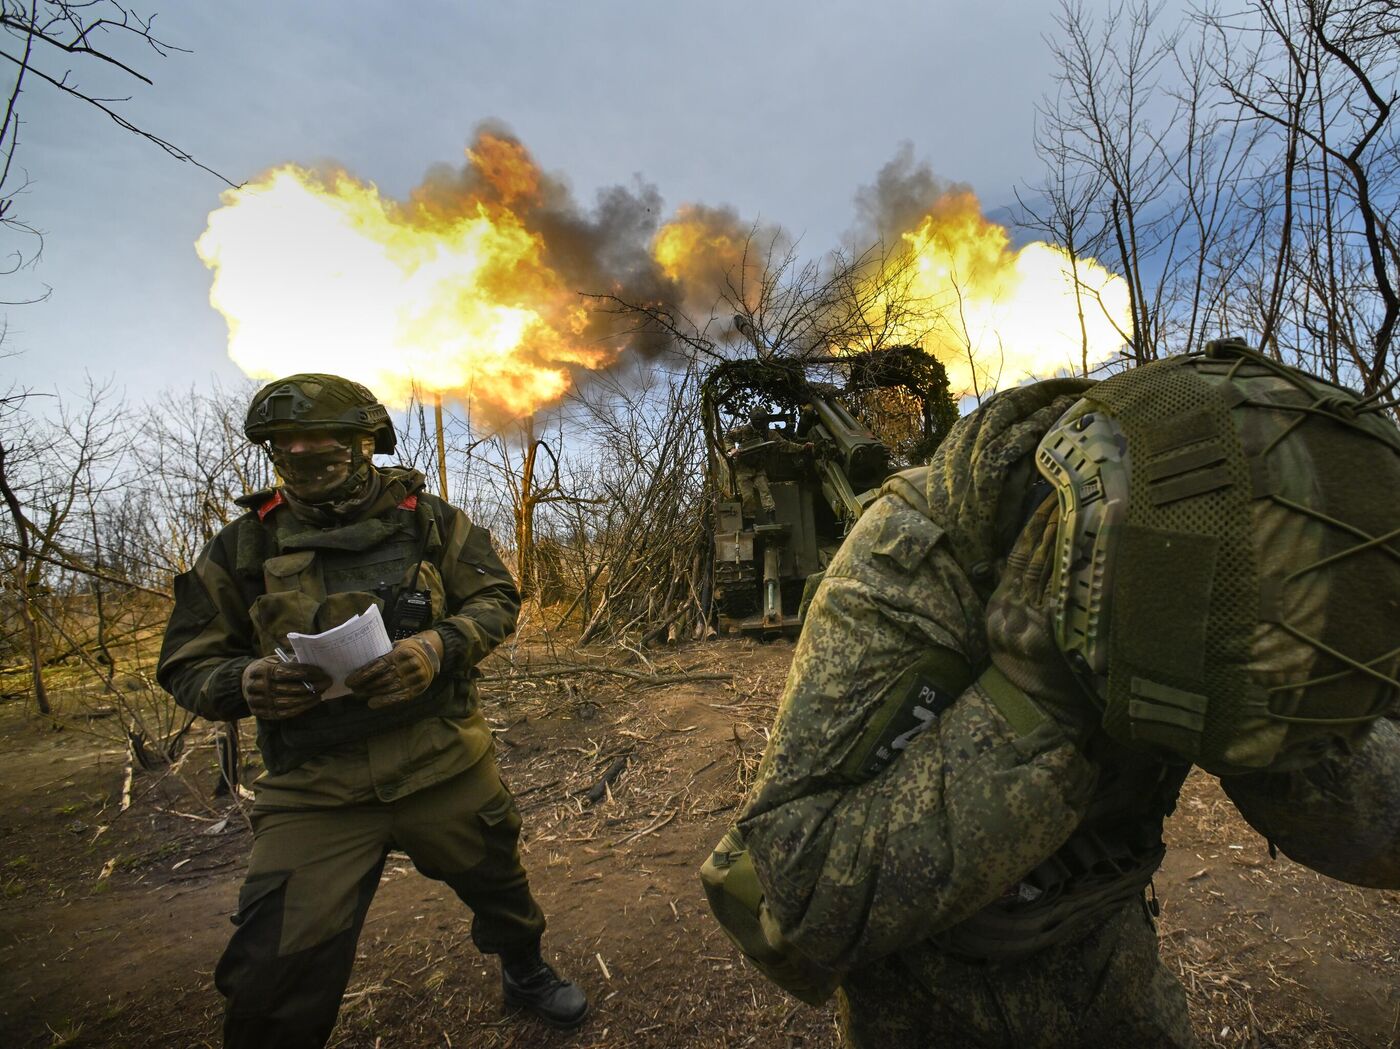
left=1159, top=772, right=1399, bottom=1048
left=1, top=637, right=1396, bottom=1048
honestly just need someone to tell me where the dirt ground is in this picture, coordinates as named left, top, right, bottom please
left=1, top=638, right=1397, bottom=1049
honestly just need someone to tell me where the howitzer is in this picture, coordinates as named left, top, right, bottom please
left=806, top=391, right=888, bottom=523
left=701, top=346, right=954, bottom=636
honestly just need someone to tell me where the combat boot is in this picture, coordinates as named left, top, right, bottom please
left=501, top=944, right=589, bottom=1030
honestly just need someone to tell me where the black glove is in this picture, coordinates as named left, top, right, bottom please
left=241, top=656, right=331, bottom=720
left=984, top=495, right=1099, bottom=739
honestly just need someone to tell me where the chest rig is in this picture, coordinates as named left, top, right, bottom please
left=240, top=494, right=467, bottom=766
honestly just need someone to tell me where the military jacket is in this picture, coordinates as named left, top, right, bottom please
left=737, top=381, right=1104, bottom=973
left=158, top=467, right=520, bottom=783
left=737, top=377, right=1400, bottom=979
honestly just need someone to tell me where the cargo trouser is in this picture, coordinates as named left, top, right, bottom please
left=215, top=750, right=546, bottom=1049
left=838, top=900, right=1196, bottom=1049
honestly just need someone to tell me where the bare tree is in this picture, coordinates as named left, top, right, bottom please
left=496, top=417, right=573, bottom=602
left=1019, top=104, right=1114, bottom=377
left=0, top=379, right=128, bottom=671
left=135, top=381, right=268, bottom=575
left=1032, top=0, right=1397, bottom=400
left=1203, top=0, right=1399, bottom=393
left=0, top=383, right=47, bottom=711
left=554, top=361, right=708, bottom=644
left=0, top=381, right=237, bottom=805
left=0, top=1, right=230, bottom=256
left=1042, top=0, right=1184, bottom=361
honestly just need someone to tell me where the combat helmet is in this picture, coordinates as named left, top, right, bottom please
left=1036, top=340, right=1400, bottom=774
left=244, top=373, right=396, bottom=454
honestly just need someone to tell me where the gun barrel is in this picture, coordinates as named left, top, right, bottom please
left=808, top=394, right=888, bottom=489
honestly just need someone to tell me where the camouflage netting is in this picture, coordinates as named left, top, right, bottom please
left=700, top=347, right=957, bottom=465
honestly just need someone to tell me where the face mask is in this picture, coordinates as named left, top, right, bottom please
left=270, top=442, right=354, bottom=503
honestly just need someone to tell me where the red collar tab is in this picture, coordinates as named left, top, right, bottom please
left=398, top=494, right=418, bottom=511
left=257, top=491, right=285, bottom=521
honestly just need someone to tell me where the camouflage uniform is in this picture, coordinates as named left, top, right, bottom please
left=158, top=466, right=545, bottom=1048
left=736, top=375, right=1400, bottom=1048
left=1219, top=714, right=1400, bottom=888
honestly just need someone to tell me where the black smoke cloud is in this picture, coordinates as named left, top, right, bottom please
left=396, top=126, right=972, bottom=367
left=410, top=122, right=681, bottom=359
left=850, top=141, right=972, bottom=245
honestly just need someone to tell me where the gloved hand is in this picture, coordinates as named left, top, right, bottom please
left=984, top=495, right=1099, bottom=738
left=241, top=656, right=331, bottom=720
left=344, top=631, right=444, bottom=708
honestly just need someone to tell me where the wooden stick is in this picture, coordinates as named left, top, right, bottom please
left=582, top=755, right=629, bottom=804
left=612, top=809, right=676, bottom=847
left=118, top=758, right=134, bottom=813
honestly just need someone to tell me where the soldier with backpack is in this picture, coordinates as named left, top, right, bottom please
left=704, top=342, right=1400, bottom=1046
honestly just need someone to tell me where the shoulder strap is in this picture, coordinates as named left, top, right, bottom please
left=233, top=511, right=277, bottom=577
left=382, top=501, right=436, bottom=638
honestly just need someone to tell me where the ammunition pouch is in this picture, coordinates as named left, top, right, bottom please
left=242, top=503, right=467, bottom=772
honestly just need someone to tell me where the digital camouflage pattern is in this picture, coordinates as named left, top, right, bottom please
left=980, top=493, right=1100, bottom=738
left=1220, top=713, right=1400, bottom=888
left=737, top=490, right=1099, bottom=969
left=921, top=377, right=1094, bottom=602
left=738, top=381, right=1100, bottom=971
left=736, top=366, right=1400, bottom=1047
left=838, top=901, right=1192, bottom=1049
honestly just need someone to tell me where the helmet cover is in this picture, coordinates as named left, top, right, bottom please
left=244, top=373, right=396, bottom=455
left=1036, top=342, right=1400, bottom=773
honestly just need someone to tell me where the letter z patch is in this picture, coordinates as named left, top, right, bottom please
left=861, top=674, right=959, bottom=777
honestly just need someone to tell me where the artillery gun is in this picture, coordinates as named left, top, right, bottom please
left=702, top=344, right=956, bottom=636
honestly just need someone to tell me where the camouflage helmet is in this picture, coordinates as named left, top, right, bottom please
left=1036, top=340, right=1400, bottom=774
left=244, top=373, right=396, bottom=454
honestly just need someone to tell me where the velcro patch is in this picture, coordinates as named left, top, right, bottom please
left=837, top=648, right=972, bottom=783
left=855, top=675, right=957, bottom=779
left=1148, top=465, right=1233, bottom=505
left=1145, top=409, right=1215, bottom=455
left=832, top=646, right=975, bottom=783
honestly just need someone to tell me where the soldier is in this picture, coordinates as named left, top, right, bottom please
left=703, top=342, right=1400, bottom=1046
left=158, top=374, right=588, bottom=1047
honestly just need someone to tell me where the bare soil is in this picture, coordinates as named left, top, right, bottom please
left=0, top=639, right=1396, bottom=1048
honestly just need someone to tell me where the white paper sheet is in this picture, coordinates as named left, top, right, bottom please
left=286, top=604, right=393, bottom=699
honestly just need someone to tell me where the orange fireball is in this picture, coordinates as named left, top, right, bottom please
left=652, top=185, right=1132, bottom=394
left=196, top=134, right=607, bottom=423
left=893, top=191, right=1131, bottom=396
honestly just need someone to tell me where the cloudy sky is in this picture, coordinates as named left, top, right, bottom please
left=7, top=0, right=1093, bottom=402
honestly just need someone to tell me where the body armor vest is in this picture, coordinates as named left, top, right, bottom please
left=240, top=495, right=470, bottom=770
